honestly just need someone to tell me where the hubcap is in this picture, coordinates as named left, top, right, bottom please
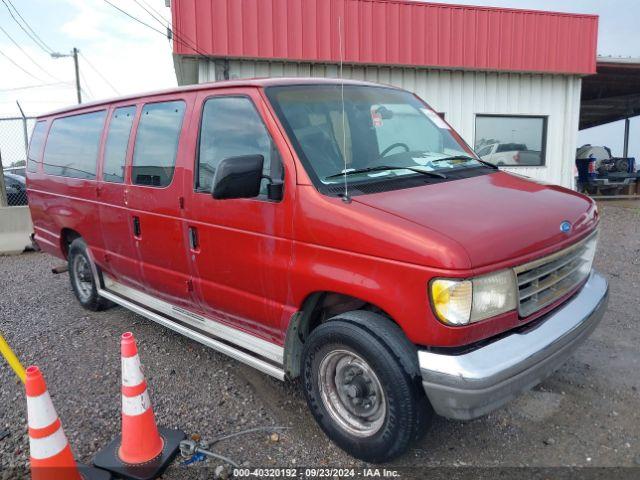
left=72, top=254, right=93, bottom=301
left=318, top=349, right=386, bottom=437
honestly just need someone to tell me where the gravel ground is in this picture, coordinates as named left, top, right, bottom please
left=1, top=201, right=639, bottom=479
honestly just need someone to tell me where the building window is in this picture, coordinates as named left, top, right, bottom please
left=132, top=100, right=186, bottom=187
left=474, top=115, right=547, bottom=167
left=43, top=111, right=107, bottom=179
left=103, top=106, right=136, bottom=183
left=197, top=96, right=282, bottom=197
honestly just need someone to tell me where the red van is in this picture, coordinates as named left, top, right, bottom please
left=27, top=78, right=608, bottom=462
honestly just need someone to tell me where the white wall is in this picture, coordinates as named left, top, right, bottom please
left=0, top=206, right=33, bottom=255
left=198, top=59, right=582, bottom=189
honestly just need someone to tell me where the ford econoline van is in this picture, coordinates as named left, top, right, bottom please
left=27, top=78, right=608, bottom=462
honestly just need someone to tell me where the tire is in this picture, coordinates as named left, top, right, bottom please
left=67, top=238, right=112, bottom=311
left=301, top=311, right=433, bottom=462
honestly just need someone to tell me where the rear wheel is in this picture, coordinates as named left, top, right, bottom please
left=301, top=311, right=432, bottom=462
left=68, top=238, right=112, bottom=311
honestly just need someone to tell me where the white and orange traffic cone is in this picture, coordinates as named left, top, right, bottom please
left=93, top=332, right=184, bottom=480
left=25, top=365, right=111, bottom=480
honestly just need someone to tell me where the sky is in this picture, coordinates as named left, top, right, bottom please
left=0, top=0, right=639, bottom=165
left=0, top=0, right=175, bottom=118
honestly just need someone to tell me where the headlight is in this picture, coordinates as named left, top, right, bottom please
left=430, top=270, right=517, bottom=326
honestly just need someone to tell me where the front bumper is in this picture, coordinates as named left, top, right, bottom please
left=418, top=271, right=609, bottom=420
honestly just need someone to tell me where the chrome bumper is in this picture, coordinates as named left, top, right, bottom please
left=418, top=271, right=609, bottom=420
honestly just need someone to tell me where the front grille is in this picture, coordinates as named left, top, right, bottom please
left=514, top=232, right=598, bottom=317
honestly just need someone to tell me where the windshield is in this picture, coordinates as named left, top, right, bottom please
left=266, top=84, right=484, bottom=189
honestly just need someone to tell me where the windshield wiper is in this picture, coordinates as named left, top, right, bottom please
left=325, top=165, right=447, bottom=180
left=429, top=155, right=499, bottom=169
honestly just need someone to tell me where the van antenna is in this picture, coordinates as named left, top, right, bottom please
left=338, top=16, right=350, bottom=203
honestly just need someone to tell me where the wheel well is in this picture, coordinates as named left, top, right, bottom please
left=60, top=228, right=81, bottom=259
left=283, top=292, right=393, bottom=379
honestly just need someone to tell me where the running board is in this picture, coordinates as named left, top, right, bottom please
left=98, top=280, right=285, bottom=380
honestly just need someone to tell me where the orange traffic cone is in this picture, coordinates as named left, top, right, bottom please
left=26, top=366, right=111, bottom=480
left=119, top=331, right=164, bottom=463
left=93, top=332, right=184, bottom=480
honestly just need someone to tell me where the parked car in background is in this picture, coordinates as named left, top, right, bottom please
left=477, top=142, right=542, bottom=166
left=3, top=166, right=27, bottom=177
left=27, top=78, right=608, bottom=462
left=4, top=172, right=28, bottom=205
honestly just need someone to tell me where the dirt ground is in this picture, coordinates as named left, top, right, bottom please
left=1, top=201, right=639, bottom=479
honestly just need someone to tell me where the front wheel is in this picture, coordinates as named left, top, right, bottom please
left=301, top=311, right=432, bottom=462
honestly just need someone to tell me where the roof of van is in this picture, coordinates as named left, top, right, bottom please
left=38, top=77, right=400, bottom=119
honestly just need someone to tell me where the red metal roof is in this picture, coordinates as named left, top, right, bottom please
left=171, top=0, right=598, bottom=75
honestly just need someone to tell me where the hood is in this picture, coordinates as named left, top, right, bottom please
left=352, top=172, right=598, bottom=269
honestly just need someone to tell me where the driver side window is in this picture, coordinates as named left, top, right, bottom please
left=197, top=96, right=283, bottom=198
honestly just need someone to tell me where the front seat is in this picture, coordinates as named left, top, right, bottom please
left=288, top=110, right=345, bottom=179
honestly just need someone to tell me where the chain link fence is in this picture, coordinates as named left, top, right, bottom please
left=0, top=116, right=35, bottom=207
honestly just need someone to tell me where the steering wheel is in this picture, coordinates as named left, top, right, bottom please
left=379, top=142, right=410, bottom=158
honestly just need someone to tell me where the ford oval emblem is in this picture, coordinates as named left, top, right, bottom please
left=560, top=221, right=572, bottom=233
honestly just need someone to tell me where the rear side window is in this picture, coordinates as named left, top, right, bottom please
left=132, top=100, right=185, bottom=187
left=103, top=106, right=136, bottom=183
left=197, top=96, right=282, bottom=195
left=43, top=111, right=106, bottom=179
left=26, top=121, right=47, bottom=173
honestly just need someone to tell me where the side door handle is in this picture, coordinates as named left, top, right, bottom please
left=188, top=226, right=199, bottom=251
left=132, top=216, right=141, bottom=237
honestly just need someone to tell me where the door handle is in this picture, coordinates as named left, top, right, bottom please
left=188, top=226, right=199, bottom=250
left=132, top=216, right=141, bottom=237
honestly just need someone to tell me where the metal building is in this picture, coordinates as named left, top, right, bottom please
left=170, top=0, right=599, bottom=189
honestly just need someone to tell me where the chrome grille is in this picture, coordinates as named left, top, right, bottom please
left=514, top=232, right=598, bottom=317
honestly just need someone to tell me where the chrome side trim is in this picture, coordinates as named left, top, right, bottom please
left=98, top=277, right=285, bottom=380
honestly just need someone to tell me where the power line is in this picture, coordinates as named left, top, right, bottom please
left=0, top=81, right=72, bottom=92
left=0, top=0, right=52, bottom=54
left=102, top=0, right=213, bottom=61
left=0, top=48, right=47, bottom=82
left=103, top=0, right=167, bottom=37
left=133, top=0, right=168, bottom=29
left=0, top=24, right=60, bottom=81
left=79, top=52, right=120, bottom=95
left=131, top=0, right=199, bottom=55
left=4, top=0, right=54, bottom=52
left=138, top=0, right=170, bottom=24
left=79, top=70, right=94, bottom=100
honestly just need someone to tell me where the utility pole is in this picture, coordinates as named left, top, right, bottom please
left=51, top=48, right=82, bottom=104
left=72, top=47, right=81, bottom=104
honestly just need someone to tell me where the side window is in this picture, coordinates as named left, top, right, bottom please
left=132, top=100, right=185, bottom=187
left=43, top=111, right=106, bottom=179
left=27, top=121, right=47, bottom=173
left=197, top=96, right=283, bottom=197
left=103, top=106, right=136, bottom=183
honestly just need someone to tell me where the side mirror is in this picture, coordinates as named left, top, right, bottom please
left=212, top=154, right=264, bottom=200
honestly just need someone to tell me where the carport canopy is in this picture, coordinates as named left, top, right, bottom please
left=581, top=57, right=640, bottom=130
